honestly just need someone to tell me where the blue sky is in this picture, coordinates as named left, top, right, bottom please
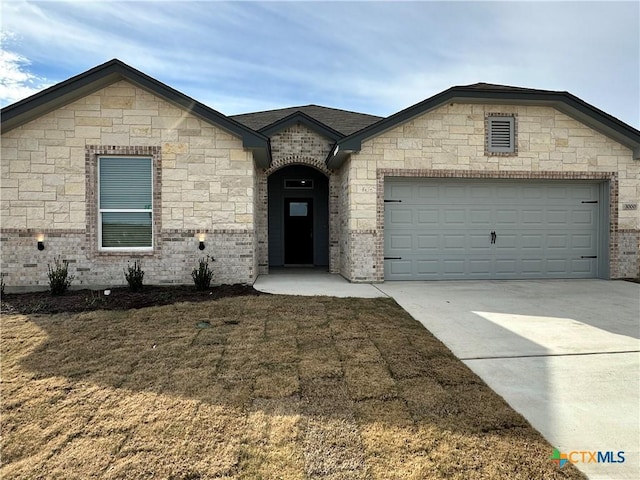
left=1, top=1, right=638, bottom=127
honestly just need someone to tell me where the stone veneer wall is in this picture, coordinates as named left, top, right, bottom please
left=1, top=80, right=258, bottom=288
left=340, top=103, right=639, bottom=281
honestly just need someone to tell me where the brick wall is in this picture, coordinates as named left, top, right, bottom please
left=0, top=229, right=255, bottom=290
left=270, top=123, right=334, bottom=163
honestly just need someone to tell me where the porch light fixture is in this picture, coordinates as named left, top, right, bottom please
left=37, top=234, right=45, bottom=251
left=198, top=233, right=206, bottom=250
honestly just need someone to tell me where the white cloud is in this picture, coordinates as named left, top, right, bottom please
left=0, top=34, right=52, bottom=106
left=1, top=1, right=637, bottom=126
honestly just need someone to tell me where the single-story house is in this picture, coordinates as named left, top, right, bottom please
left=1, top=59, right=639, bottom=288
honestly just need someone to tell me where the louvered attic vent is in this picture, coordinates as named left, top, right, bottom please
left=487, top=115, right=515, bottom=153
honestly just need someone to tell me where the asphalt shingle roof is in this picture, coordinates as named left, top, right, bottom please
left=231, top=104, right=383, bottom=136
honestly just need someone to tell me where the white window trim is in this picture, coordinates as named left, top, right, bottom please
left=97, top=156, right=154, bottom=251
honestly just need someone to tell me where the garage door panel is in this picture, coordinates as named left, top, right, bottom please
left=417, top=186, right=439, bottom=199
left=572, top=258, right=594, bottom=274
left=521, top=234, right=543, bottom=249
left=387, top=259, right=412, bottom=275
left=547, top=234, right=568, bottom=248
left=470, top=186, right=492, bottom=199
left=547, top=210, right=569, bottom=224
left=384, top=179, right=600, bottom=280
left=416, top=234, right=439, bottom=250
left=523, top=187, right=544, bottom=199
left=572, top=210, right=595, bottom=225
left=495, top=209, right=518, bottom=224
left=416, top=260, right=439, bottom=275
left=388, top=208, right=413, bottom=225
left=444, top=210, right=466, bottom=224
left=389, top=234, right=412, bottom=250
left=416, top=209, right=439, bottom=226
left=469, top=259, right=492, bottom=274
left=444, top=186, right=466, bottom=199
left=522, top=210, right=545, bottom=224
left=521, top=258, right=545, bottom=274
left=443, top=234, right=466, bottom=249
left=572, top=234, right=594, bottom=249
left=495, top=258, right=518, bottom=273
left=443, top=259, right=466, bottom=274
left=389, top=184, right=413, bottom=200
left=572, top=185, right=597, bottom=199
left=497, top=186, right=519, bottom=199
left=470, top=233, right=492, bottom=249
left=547, top=258, right=569, bottom=273
left=470, top=209, right=491, bottom=224
left=547, top=186, right=569, bottom=199
left=495, top=233, right=518, bottom=248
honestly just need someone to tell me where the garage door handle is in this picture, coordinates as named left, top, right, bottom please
left=490, top=231, right=497, bottom=244
left=581, top=255, right=597, bottom=259
left=384, top=257, right=402, bottom=260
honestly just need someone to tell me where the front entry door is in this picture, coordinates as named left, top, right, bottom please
left=284, top=198, right=313, bottom=264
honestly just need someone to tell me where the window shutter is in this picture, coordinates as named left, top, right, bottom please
left=101, top=212, right=152, bottom=247
left=99, top=157, right=153, bottom=248
left=488, top=116, right=515, bottom=153
left=100, top=158, right=152, bottom=209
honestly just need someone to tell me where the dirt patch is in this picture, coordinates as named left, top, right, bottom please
left=1, top=283, right=263, bottom=314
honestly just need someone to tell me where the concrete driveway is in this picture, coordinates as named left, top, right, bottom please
left=377, top=279, right=640, bottom=480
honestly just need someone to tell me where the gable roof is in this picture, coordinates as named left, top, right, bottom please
left=0, top=59, right=271, bottom=167
left=256, top=110, right=345, bottom=142
left=4, top=61, right=638, bottom=170
left=231, top=104, right=382, bottom=136
left=328, top=83, right=640, bottom=168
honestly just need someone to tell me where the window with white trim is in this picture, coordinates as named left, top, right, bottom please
left=486, top=115, right=516, bottom=154
left=98, top=157, right=153, bottom=250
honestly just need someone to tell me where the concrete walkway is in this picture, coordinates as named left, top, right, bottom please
left=253, top=269, right=385, bottom=298
left=255, top=272, right=640, bottom=479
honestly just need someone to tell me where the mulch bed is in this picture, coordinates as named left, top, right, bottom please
left=0, top=284, right=264, bottom=314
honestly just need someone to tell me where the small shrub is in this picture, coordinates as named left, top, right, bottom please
left=192, top=256, right=215, bottom=291
left=47, top=257, right=74, bottom=296
left=0, top=276, right=5, bottom=297
left=124, top=260, right=144, bottom=292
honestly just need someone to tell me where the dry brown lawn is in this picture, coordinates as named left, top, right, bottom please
left=1, top=295, right=585, bottom=479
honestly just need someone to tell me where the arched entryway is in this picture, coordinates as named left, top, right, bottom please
left=268, top=165, right=329, bottom=268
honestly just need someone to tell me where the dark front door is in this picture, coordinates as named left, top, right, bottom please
left=284, top=198, right=313, bottom=264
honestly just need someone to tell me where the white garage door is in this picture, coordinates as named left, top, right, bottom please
left=384, top=179, right=601, bottom=280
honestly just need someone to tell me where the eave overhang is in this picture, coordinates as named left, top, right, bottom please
left=1, top=59, right=272, bottom=168
left=326, top=86, right=640, bottom=169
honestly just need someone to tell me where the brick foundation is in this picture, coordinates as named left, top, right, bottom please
left=0, top=229, right=256, bottom=289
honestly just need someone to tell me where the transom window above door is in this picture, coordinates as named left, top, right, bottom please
left=285, top=179, right=314, bottom=189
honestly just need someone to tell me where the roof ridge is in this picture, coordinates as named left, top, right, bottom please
left=231, top=104, right=382, bottom=119
left=303, top=104, right=384, bottom=118
left=462, top=82, right=568, bottom=94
